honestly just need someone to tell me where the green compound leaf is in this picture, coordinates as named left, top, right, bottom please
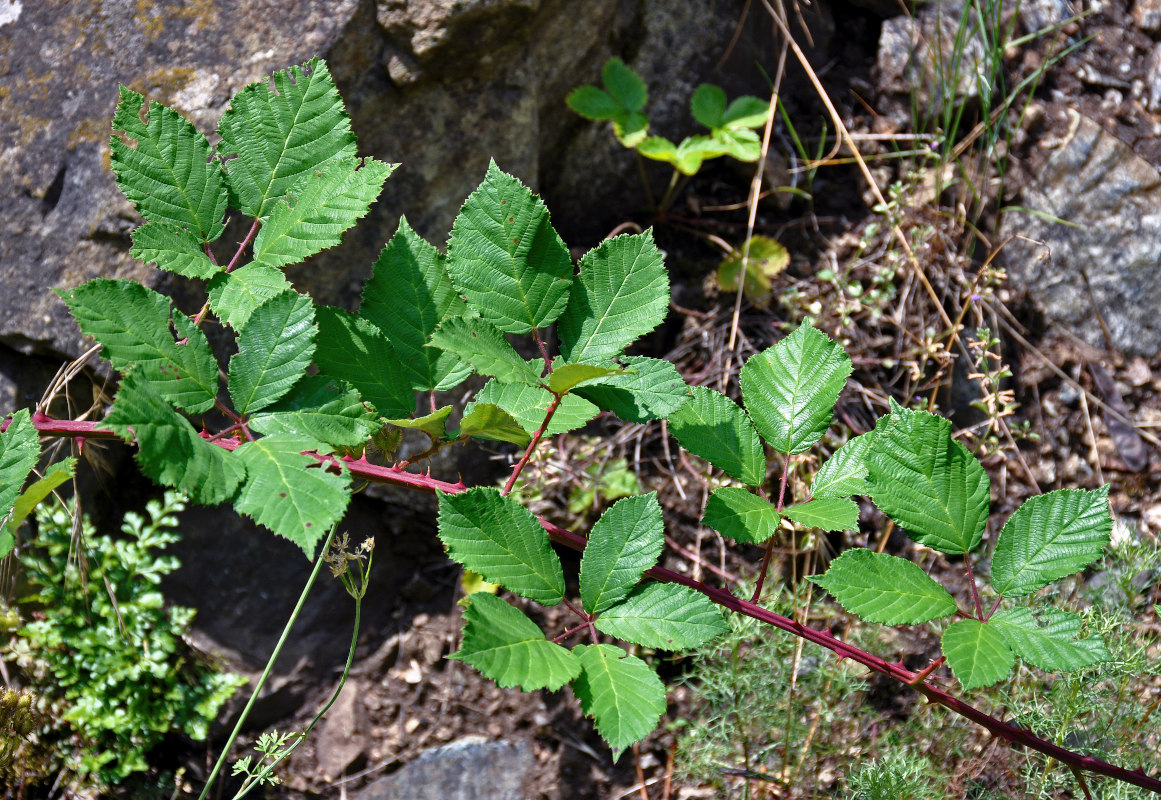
left=57, top=279, right=218, bottom=413
left=546, top=362, right=626, bottom=395
left=989, top=607, right=1111, bottom=672
left=811, top=431, right=874, bottom=499
left=602, top=58, right=648, bottom=113
left=207, top=263, right=293, bottom=330
left=557, top=231, right=669, bottom=364
left=446, top=161, right=572, bottom=334
left=428, top=317, right=543, bottom=387
left=991, top=487, right=1111, bottom=597
left=228, top=291, right=317, bottom=415
left=103, top=370, right=244, bottom=506
left=572, top=643, right=665, bottom=760
left=690, top=84, right=727, bottom=128
left=721, top=96, right=772, bottom=128
left=467, top=379, right=599, bottom=437
left=867, top=403, right=990, bottom=555
left=455, top=403, right=529, bottom=446
left=249, top=375, right=379, bottom=448
left=566, top=85, right=623, bottom=120
left=595, top=583, right=728, bottom=649
left=451, top=593, right=581, bottom=691
left=702, top=487, right=780, bottom=545
left=313, top=306, right=416, bottom=420
left=110, top=85, right=226, bottom=241
left=574, top=356, right=690, bottom=424
left=579, top=492, right=664, bottom=614
left=942, top=618, right=1015, bottom=690
left=359, top=217, right=472, bottom=393
left=1, top=409, right=39, bottom=523
left=251, top=158, right=394, bottom=268
left=808, top=548, right=957, bottom=625
left=233, top=434, right=350, bottom=557
left=130, top=222, right=221, bottom=280
left=4, top=458, right=76, bottom=542
left=217, top=57, right=356, bottom=219
left=740, top=323, right=852, bottom=456
left=782, top=497, right=859, bottom=532
left=668, top=385, right=766, bottom=486
left=636, top=136, right=677, bottom=163
left=714, top=128, right=762, bottom=162
left=386, top=405, right=454, bottom=439
left=437, top=487, right=565, bottom=604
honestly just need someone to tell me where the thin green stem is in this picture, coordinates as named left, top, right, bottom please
left=196, top=526, right=337, bottom=800
left=233, top=594, right=362, bottom=798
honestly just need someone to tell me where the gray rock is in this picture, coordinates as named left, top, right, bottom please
left=1146, top=43, right=1161, bottom=112
left=355, top=736, right=533, bottom=800
left=1020, top=0, right=1078, bottom=34
left=315, top=684, right=369, bottom=781
left=1133, top=0, right=1161, bottom=32
left=877, top=2, right=988, bottom=107
left=999, top=110, right=1161, bottom=357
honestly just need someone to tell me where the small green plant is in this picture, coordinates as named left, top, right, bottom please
left=568, top=57, right=771, bottom=210
left=5, top=492, right=244, bottom=788
left=0, top=57, right=1156, bottom=795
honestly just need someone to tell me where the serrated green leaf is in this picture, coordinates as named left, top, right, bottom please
left=613, top=111, right=650, bottom=149
left=546, top=363, right=626, bottom=395
left=867, top=405, right=990, bottom=555
left=991, top=487, right=1111, bottom=597
left=467, top=379, right=599, bottom=437
left=783, top=497, right=859, bottom=532
left=721, top=96, right=772, bottom=129
left=130, top=222, right=221, bottom=279
left=808, top=548, right=957, bottom=625
left=989, top=607, right=1110, bottom=672
left=579, top=493, right=664, bottom=614
left=3, top=458, right=76, bottom=539
left=942, top=618, right=1015, bottom=690
left=386, top=405, right=454, bottom=439
left=557, top=231, right=670, bottom=364
left=207, top=263, right=294, bottom=330
left=233, top=434, right=350, bottom=557
left=359, top=217, right=472, bottom=393
left=740, top=323, right=852, bottom=456
left=812, top=431, right=874, bottom=499
left=566, top=85, right=622, bottom=121
left=110, top=85, right=226, bottom=241
left=313, top=306, right=415, bottom=419
left=574, top=356, right=690, bottom=423
left=455, top=403, right=530, bottom=446
left=429, top=317, right=543, bottom=386
left=702, top=488, right=780, bottom=545
left=572, top=644, right=665, bottom=760
left=446, top=161, right=572, bottom=334
left=249, top=375, right=379, bottom=448
left=450, top=593, right=581, bottom=691
left=228, top=291, right=316, bottom=415
left=668, top=386, right=766, bottom=486
left=602, top=58, right=648, bottom=112
left=596, top=583, right=727, bottom=649
left=57, top=279, right=218, bottom=413
left=251, top=158, right=393, bottom=268
left=0, top=409, right=39, bottom=523
left=716, top=128, right=762, bottom=161
left=217, top=58, right=356, bottom=219
left=690, top=84, right=727, bottom=128
left=103, top=370, right=243, bottom=506
left=437, top=487, right=565, bottom=604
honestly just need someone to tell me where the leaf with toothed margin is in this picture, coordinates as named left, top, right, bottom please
left=454, top=403, right=529, bottom=446
left=574, top=356, right=690, bottom=423
left=578, top=492, right=664, bottom=614
left=808, top=548, right=957, bottom=625
left=446, top=161, right=572, bottom=334
left=0, top=409, right=39, bottom=525
left=313, top=306, right=416, bottom=420
left=989, top=607, right=1111, bottom=672
left=228, top=291, right=317, bottom=415
left=942, top=618, right=1015, bottom=690
left=232, top=434, right=350, bottom=558
left=207, top=263, right=294, bottom=331
left=130, top=222, right=221, bottom=279
left=437, top=487, right=565, bottom=604
left=102, top=370, right=244, bottom=507
left=702, top=488, right=780, bottom=544
left=668, top=385, right=766, bottom=486
left=248, top=375, right=380, bottom=448
left=811, top=431, right=874, bottom=499
left=782, top=497, right=860, bottom=532
left=465, top=379, right=599, bottom=437
left=595, top=583, right=728, bottom=649
left=450, top=593, right=581, bottom=691
left=385, top=406, right=454, bottom=439
left=428, top=316, right=543, bottom=386
left=545, top=363, right=626, bottom=395
left=571, top=644, right=665, bottom=761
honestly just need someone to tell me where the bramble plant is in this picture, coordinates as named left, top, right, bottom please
left=0, top=57, right=1157, bottom=794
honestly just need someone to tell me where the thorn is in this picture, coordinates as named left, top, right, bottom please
left=76, top=437, right=86, bottom=453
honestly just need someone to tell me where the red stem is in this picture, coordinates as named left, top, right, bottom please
left=18, top=415, right=1161, bottom=795
left=964, top=556, right=985, bottom=620
left=752, top=451, right=793, bottom=603
left=501, top=393, right=562, bottom=496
